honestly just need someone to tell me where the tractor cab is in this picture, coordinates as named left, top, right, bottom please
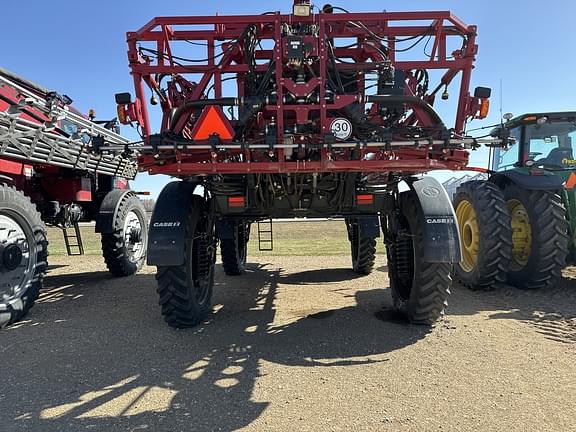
left=492, top=112, right=576, bottom=172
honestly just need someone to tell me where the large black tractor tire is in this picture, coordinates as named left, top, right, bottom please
left=0, top=185, right=48, bottom=328
left=221, top=221, right=250, bottom=276
left=346, top=218, right=377, bottom=275
left=384, top=191, right=451, bottom=325
left=453, top=181, right=512, bottom=290
left=156, top=196, right=216, bottom=328
left=101, top=193, right=148, bottom=277
left=503, top=183, right=568, bottom=290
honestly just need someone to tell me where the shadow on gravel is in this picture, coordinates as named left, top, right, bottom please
left=450, top=277, right=576, bottom=345
left=46, top=264, right=68, bottom=271
left=0, top=262, right=428, bottom=432
left=278, top=267, right=364, bottom=285
left=45, top=270, right=113, bottom=286
left=34, top=271, right=115, bottom=306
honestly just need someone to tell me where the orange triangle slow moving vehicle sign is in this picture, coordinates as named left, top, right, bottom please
left=566, top=173, right=576, bottom=190
left=190, top=105, right=234, bottom=141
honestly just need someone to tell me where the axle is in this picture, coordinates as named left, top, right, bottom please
left=0, top=243, right=23, bottom=273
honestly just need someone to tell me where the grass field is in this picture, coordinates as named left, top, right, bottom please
left=47, top=220, right=385, bottom=257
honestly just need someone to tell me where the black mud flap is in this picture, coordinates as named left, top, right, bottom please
left=359, top=216, right=381, bottom=238
left=95, top=189, right=135, bottom=234
left=216, top=218, right=235, bottom=240
left=408, top=177, right=461, bottom=263
left=147, top=181, right=199, bottom=267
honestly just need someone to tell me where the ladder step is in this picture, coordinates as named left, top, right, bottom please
left=62, top=222, right=85, bottom=256
left=257, top=219, right=273, bottom=252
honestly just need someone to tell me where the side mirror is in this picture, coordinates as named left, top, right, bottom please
left=115, top=92, right=132, bottom=105
left=474, top=86, right=492, bottom=99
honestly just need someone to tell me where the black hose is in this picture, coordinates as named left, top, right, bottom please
left=169, top=98, right=238, bottom=130
left=365, top=95, right=446, bottom=128
left=234, top=96, right=266, bottom=140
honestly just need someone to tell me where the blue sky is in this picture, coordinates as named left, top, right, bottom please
left=2, top=1, right=575, bottom=196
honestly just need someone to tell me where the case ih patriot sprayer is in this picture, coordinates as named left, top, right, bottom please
left=116, top=1, right=494, bottom=328
left=0, top=68, right=148, bottom=327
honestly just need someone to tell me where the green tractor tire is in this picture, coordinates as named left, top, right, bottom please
left=453, top=181, right=512, bottom=290
left=503, top=183, right=568, bottom=289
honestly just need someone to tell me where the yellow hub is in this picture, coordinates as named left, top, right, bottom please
left=455, top=200, right=480, bottom=273
left=507, top=199, right=532, bottom=270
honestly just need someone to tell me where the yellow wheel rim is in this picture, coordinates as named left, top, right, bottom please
left=455, top=200, right=480, bottom=273
left=507, top=199, right=532, bottom=270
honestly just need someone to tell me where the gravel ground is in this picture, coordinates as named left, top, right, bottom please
left=1, top=254, right=575, bottom=432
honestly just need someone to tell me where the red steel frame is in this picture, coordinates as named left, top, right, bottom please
left=124, top=8, right=483, bottom=176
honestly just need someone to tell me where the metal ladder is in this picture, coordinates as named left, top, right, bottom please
left=62, top=222, right=84, bottom=256
left=257, top=219, right=273, bottom=251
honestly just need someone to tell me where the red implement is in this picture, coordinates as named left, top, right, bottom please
left=120, top=4, right=489, bottom=177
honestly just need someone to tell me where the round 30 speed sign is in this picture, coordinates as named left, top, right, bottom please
left=329, top=118, right=353, bottom=141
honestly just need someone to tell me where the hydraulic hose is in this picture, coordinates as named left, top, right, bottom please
left=364, top=95, right=446, bottom=129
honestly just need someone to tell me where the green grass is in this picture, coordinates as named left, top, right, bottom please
left=247, top=220, right=385, bottom=256
left=47, top=220, right=385, bottom=257
left=48, top=226, right=102, bottom=256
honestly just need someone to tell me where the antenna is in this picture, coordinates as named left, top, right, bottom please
left=488, top=78, right=504, bottom=172
left=499, top=78, right=503, bottom=125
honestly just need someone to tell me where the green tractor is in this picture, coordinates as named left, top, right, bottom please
left=454, top=112, right=575, bottom=290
